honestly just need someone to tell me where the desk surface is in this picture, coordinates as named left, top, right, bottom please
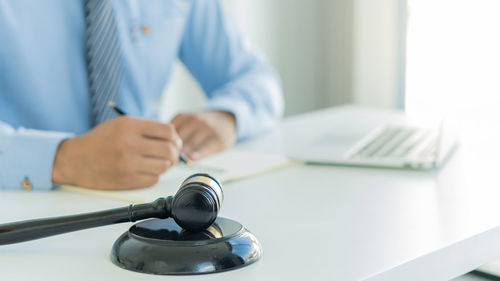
left=2, top=105, right=500, bottom=281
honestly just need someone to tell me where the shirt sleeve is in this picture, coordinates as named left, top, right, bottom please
left=0, top=121, right=74, bottom=190
left=179, top=0, right=284, bottom=140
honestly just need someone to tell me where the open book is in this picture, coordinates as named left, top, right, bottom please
left=60, top=149, right=299, bottom=203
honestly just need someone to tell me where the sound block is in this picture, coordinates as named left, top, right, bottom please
left=110, top=217, right=262, bottom=275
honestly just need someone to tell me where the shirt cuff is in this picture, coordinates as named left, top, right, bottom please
left=204, top=95, right=254, bottom=140
left=0, top=128, right=74, bottom=191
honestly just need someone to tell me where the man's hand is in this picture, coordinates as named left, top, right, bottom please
left=52, top=116, right=182, bottom=190
left=171, top=111, right=236, bottom=160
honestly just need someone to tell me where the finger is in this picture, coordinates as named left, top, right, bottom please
left=171, top=113, right=193, bottom=129
left=137, top=120, right=182, bottom=148
left=182, top=129, right=212, bottom=155
left=129, top=173, right=160, bottom=189
left=176, top=120, right=199, bottom=141
left=135, top=157, right=173, bottom=175
left=113, top=173, right=160, bottom=190
left=188, top=137, right=222, bottom=160
left=139, top=138, right=179, bottom=164
left=178, top=127, right=203, bottom=156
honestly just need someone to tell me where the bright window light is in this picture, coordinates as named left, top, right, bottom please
left=405, top=0, right=500, bottom=125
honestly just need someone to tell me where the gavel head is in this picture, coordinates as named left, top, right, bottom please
left=171, top=173, right=223, bottom=231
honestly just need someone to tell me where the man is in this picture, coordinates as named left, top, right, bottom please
left=0, top=0, right=283, bottom=191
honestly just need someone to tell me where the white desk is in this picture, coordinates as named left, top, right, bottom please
left=2, top=105, right=500, bottom=280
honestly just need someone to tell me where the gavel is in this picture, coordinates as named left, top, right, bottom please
left=0, top=173, right=223, bottom=245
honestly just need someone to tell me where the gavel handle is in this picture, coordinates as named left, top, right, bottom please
left=0, top=197, right=172, bottom=245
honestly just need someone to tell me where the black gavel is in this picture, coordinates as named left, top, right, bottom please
left=0, top=173, right=223, bottom=245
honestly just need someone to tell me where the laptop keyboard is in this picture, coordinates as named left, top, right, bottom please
left=350, top=126, right=438, bottom=159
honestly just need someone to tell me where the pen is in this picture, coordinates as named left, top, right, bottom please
left=108, top=101, right=195, bottom=168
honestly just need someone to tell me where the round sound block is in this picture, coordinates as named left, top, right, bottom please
left=110, top=217, right=262, bottom=275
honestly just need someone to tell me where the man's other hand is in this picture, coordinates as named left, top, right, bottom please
left=171, top=111, right=236, bottom=160
left=51, top=116, right=182, bottom=190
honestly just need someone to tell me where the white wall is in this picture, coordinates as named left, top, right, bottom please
left=353, top=0, right=405, bottom=109
left=160, top=62, right=205, bottom=122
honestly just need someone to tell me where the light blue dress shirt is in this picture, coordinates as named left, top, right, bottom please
left=0, top=0, right=283, bottom=190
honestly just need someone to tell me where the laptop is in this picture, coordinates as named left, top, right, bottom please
left=287, top=118, right=458, bottom=170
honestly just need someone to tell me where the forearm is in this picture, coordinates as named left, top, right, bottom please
left=180, top=0, right=284, bottom=141
left=0, top=121, right=73, bottom=190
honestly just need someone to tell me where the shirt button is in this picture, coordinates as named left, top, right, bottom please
left=22, top=177, right=33, bottom=191
left=141, top=24, right=151, bottom=34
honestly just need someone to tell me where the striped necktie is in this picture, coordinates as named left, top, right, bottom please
left=84, top=0, right=123, bottom=125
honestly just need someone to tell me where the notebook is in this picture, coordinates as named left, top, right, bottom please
left=60, top=149, right=298, bottom=203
